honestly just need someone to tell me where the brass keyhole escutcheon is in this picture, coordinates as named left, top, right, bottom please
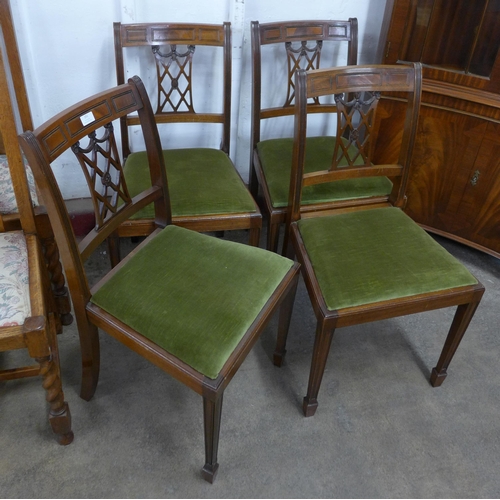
left=470, top=170, right=480, bottom=186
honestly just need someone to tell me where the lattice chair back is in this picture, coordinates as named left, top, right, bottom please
left=250, top=19, right=392, bottom=254
left=111, top=22, right=261, bottom=260
left=114, top=22, right=232, bottom=157
left=251, top=19, right=358, bottom=137
left=332, top=90, right=381, bottom=167
left=287, top=64, right=423, bottom=225
left=20, top=76, right=170, bottom=265
left=284, top=39, right=325, bottom=106
left=153, top=43, right=196, bottom=114
left=72, top=124, right=132, bottom=229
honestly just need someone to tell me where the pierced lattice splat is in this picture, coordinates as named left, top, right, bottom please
left=152, top=44, right=196, bottom=114
left=71, top=123, right=131, bottom=228
left=332, top=91, right=381, bottom=168
left=285, top=40, right=323, bottom=107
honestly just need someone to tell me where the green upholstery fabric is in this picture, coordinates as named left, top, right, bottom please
left=297, top=207, right=478, bottom=311
left=257, top=136, right=393, bottom=208
left=90, top=225, right=294, bottom=379
left=124, top=148, right=257, bottom=219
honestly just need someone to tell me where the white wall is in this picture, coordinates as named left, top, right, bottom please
left=10, top=0, right=390, bottom=199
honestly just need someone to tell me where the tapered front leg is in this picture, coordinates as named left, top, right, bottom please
left=66, top=286, right=100, bottom=401
left=202, top=394, right=223, bottom=484
left=303, top=320, right=336, bottom=417
left=78, top=321, right=100, bottom=401
left=273, top=270, right=299, bottom=366
left=431, top=293, right=483, bottom=387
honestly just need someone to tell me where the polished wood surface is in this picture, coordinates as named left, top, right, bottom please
left=250, top=19, right=359, bottom=252
left=383, top=0, right=500, bottom=257
left=279, top=64, right=484, bottom=417
left=405, top=96, right=500, bottom=257
left=0, top=0, right=32, bottom=140
left=113, top=22, right=261, bottom=259
left=284, top=64, right=421, bottom=250
left=384, top=0, right=500, bottom=92
left=19, top=76, right=300, bottom=482
left=0, top=0, right=72, bottom=322
left=0, top=16, right=72, bottom=444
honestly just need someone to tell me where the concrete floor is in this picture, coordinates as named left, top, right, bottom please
left=1, top=227, right=499, bottom=498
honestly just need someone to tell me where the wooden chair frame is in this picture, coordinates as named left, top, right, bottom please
left=0, top=20, right=72, bottom=444
left=112, top=22, right=262, bottom=262
left=277, top=64, right=484, bottom=417
left=250, top=19, right=364, bottom=252
left=0, top=0, right=71, bottom=325
left=19, top=76, right=299, bottom=482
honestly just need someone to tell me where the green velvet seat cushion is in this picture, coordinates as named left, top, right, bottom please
left=90, top=225, right=294, bottom=379
left=257, top=136, right=393, bottom=208
left=124, top=148, right=257, bottom=219
left=297, top=207, right=478, bottom=311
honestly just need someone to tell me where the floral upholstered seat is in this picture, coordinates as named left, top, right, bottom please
left=0, top=155, right=72, bottom=325
left=0, top=154, right=38, bottom=214
left=0, top=230, right=30, bottom=327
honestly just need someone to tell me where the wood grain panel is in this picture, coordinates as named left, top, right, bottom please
left=120, top=23, right=225, bottom=47
left=404, top=103, right=500, bottom=256
left=382, top=0, right=500, bottom=257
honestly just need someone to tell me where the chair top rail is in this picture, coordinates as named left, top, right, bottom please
left=305, top=64, right=418, bottom=99
left=115, top=22, right=229, bottom=47
left=250, top=17, right=358, bottom=146
left=19, top=76, right=170, bottom=259
left=254, top=19, right=357, bottom=45
left=29, top=83, right=143, bottom=164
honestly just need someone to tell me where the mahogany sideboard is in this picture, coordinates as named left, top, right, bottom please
left=381, top=0, right=500, bottom=258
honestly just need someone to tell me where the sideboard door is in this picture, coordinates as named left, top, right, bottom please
left=405, top=107, right=500, bottom=256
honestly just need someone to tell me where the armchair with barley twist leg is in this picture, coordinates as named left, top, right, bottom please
left=0, top=27, right=72, bottom=444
